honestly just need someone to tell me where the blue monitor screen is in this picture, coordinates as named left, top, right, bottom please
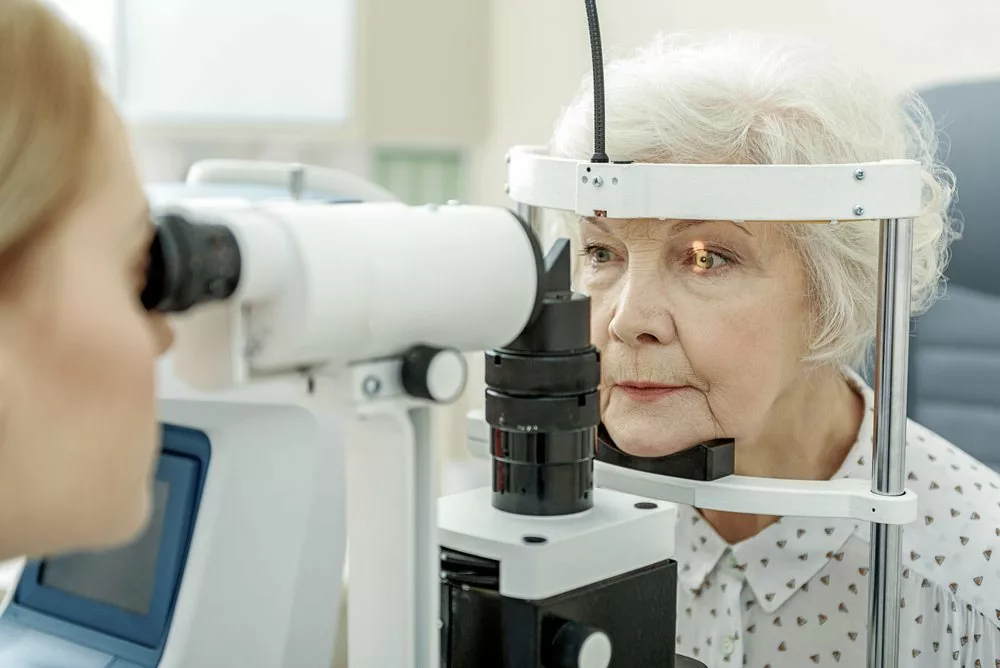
left=14, top=425, right=211, bottom=653
left=39, top=480, right=171, bottom=616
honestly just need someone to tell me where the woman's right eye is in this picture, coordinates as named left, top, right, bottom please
left=580, top=244, right=617, bottom=264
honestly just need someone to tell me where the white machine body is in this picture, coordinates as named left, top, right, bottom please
left=0, top=387, right=346, bottom=668
left=153, top=397, right=346, bottom=668
left=438, top=487, right=676, bottom=601
left=163, top=199, right=540, bottom=391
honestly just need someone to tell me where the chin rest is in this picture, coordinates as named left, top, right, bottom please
left=596, top=426, right=735, bottom=481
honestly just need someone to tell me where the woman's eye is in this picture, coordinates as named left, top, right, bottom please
left=581, top=244, right=616, bottom=264
left=593, top=248, right=614, bottom=263
left=691, top=248, right=729, bottom=272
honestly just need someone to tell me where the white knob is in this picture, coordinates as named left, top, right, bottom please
left=549, top=621, right=613, bottom=668
left=578, top=630, right=612, bottom=668
left=401, top=346, right=468, bottom=403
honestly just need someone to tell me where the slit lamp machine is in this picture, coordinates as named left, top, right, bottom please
left=0, top=4, right=920, bottom=667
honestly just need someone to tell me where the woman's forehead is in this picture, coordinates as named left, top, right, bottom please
left=583, top=217, right=757, bottom=239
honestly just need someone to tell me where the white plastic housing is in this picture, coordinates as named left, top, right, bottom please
left=164, top=200, right=541, bottom=390
left=438, top=487, right=676, bottom=601
left=507, top=145, right=923, bottom=221
left=168, top=398, right=345, bottom=668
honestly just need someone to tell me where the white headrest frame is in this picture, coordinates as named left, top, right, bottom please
left=507, top=146, right=922, bottom=222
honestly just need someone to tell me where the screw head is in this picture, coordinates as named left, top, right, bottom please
left=593, top=176, right=604, bottom=188
left=581, top=175, right=588, bottom=184
left=854, top=169, right=866, bottom=181
left=853, top=205, right=865, bottom=216
left=504, top=183, right=510, bottom=195
left=362, top=376, right=382, bottom=397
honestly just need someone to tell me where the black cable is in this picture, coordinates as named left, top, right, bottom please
left=585, top=0, right=609, bottom=163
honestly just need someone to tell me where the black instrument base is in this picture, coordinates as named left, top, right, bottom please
left=441, top=548, right=679, bottom=667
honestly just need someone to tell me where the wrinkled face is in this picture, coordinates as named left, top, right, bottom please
left=0, top=98, right=173, bottom=557
left=580, top=217, right=813, bottom=457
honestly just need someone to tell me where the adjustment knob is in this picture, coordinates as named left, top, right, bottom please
left=401, top=346, right=468, bottom=403
left=547, top=621, right=612, bottom=668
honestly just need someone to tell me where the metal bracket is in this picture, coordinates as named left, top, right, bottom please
left=594, top=461, right=916, bottom=525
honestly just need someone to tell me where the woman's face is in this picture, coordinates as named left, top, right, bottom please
left=582, top=217, right=813, bottom=457
left=0, top=98, right=172, bottom=557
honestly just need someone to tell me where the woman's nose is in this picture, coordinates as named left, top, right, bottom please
left=151, top=315, right=175, bottom=355
left=609, top=279, right=676, bottom=346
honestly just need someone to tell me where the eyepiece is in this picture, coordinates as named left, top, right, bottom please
left=142, top=213, right=242, bottom=313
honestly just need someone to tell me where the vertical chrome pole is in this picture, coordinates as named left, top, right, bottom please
left=867, top=218, right=914, bottom=668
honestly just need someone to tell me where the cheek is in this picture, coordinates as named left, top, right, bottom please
left=35, top=275, right=160, bottom=500
left=587, top=293, right=615, bottom=413
left=589, top=296, right=613, bottom=350
left=674, top=283, right=811, bottom=420
left=53, top=292, right=159, bottom=432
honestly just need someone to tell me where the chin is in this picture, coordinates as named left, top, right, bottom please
left=85, top=480, right=153, bottom=552
left=604, top=393, right=717, bottom=458
left=604, top=415, right=700, bottom=458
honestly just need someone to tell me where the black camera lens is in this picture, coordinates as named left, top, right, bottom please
left=142, top=213, right=242, bottom=313
left=487, top=238, right=601, bottom=517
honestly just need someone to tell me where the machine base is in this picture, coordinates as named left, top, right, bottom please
left=440, top=548, right=679, bottom=668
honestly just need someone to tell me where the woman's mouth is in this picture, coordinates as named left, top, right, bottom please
left=614, top=382, right=688, bottom=402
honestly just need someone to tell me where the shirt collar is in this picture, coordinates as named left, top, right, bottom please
left=675, top=368, right=875, bottom=613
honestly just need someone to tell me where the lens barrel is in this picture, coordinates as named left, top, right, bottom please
left=487, top=239, right=601, bottom=516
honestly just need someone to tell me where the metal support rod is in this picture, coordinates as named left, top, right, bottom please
left=347, top=398, right=439, bottom=668
left=866, top=218, right=914, bottom=668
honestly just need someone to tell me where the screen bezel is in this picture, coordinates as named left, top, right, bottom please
left=15, top=452, right=199, bottom=648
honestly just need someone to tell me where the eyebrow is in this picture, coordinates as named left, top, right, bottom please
left=674, top=219, right=754, bottom=237
left=585, top=217, right=753, bottom=236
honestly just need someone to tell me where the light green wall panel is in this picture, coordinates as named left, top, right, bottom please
left=373, top=148, right=464, bottom=205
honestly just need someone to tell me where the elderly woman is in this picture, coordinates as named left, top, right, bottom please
left=549, top=34, right=999, bottom=667
left=0, top=0, right=173, bottom=560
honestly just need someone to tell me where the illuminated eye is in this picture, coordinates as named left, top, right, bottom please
left=693, top=248, right=726, bottom=270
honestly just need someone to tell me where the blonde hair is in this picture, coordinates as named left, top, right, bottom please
left=0, top=0, right=100, bottom=276
left=550, top=33, right=958, bottom=372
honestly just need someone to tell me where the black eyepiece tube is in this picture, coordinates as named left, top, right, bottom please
left=487, top=238, right=601, bottom=516
left=142, top=213, right=242, bottom=313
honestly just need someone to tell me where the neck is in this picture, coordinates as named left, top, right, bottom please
left=700, top=365, right=865, bottom=544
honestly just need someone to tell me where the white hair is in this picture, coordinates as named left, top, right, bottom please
left=548, top=32, right=958, bottom=372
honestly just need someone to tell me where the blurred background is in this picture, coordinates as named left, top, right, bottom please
left=48, top=0, right=1000, bottom=471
